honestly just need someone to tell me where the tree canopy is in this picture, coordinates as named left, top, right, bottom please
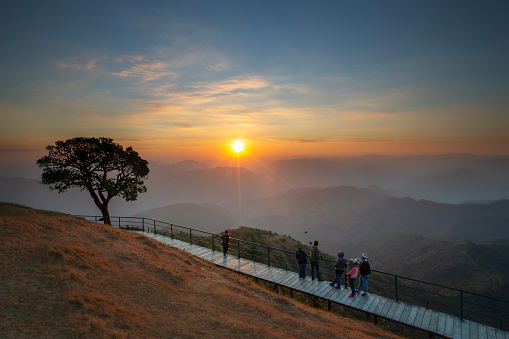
left=36, top=137, right=149, bottom=225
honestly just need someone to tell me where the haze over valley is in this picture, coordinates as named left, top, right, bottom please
left=2, top=153, right=509, bottom=246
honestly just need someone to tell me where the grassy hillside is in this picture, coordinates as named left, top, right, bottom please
left=0, top=203, right=400, bottom=338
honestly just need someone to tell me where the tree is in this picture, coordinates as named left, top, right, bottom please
left=36, top=137, right=150, bottom=225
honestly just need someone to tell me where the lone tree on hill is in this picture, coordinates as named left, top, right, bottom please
left=36, top=137, right=150, bottom=225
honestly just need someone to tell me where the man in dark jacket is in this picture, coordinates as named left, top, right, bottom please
left=329, top=251, right=347, bottom=288
left=220, top=230, right=230, bottom=257
left=295, top=247, right=307, bottom=279
left=358, top=252, right=371, bottom=296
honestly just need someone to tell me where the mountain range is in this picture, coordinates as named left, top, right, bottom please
left=1, top=154, right=509, bottom=246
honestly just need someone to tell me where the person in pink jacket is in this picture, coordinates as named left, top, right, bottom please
left=346, top=258, right=360, bottom=297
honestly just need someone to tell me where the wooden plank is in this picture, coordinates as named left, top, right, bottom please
left=412, top=306, right=426, bottom=328
left=367, top=296, right=383, bottom=314
left=444, top=315, right=454, bottom=338
left=360, top=294, right=378, bottom=312
left=303, top=281, right=326, bottom=294
left=279, top=272, right=298, bottom=287
left=322, top=286, right=339, bottom=301
left=452, top=316, right=462, bottom=339
left=406, top=306, right=419, bottom=327
left=343, top=292, right=358, bottom=306
left=486, top=326, right=496, bottom=339
left=386, top=301, right=399, bottom=320
left=495, top=329, right=506, bottom=339
left=373, top=297, right=388, bottom=316
left=398, top=305, right=413, bottom=324
left=269, top=268, right=289, bottom=283
left=436, top=313, right=447, bottom=336
left=349, top=291, right=366, bottom=309
left=391, top=302, right=406, bottom=322
left=476, top=324, right=488, bottom=339
left=420, top=308, right=433, bottom=331
left=353, top=292, right=372, bottom=310
left=469, top=321, right=479, bottom=339
left=462, top=320, right=470, bottom=339
left=334, top=289, right=351, bottom=304
left=316, top=283, right=334, bottom=298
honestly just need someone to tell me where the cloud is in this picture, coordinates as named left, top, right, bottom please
left=56, top=58, right=100, bottom=71
left=112, top=60, right=176, bottom=82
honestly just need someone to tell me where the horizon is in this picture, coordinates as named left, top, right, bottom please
left=1, top=1, right=509, bottom=166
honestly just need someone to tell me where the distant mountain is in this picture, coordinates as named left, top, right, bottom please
left=0, top=177, right=98, bottom=215
left=0, top=165, right=287, bottom=217
left=239, top=185, right=509, bottom=243
left=266, top=154, right=509, bottom=203
left=143, top=166, right=286, bottom=206
left=399, top=167, right=509, bottom=202
left=320, top=232, right=509, bottom=297
left=0, top=177, right=149, bottom=216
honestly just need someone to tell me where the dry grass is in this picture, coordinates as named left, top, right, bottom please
left=0, top=203, right=402, bottom=338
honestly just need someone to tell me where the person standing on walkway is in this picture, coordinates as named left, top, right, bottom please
left=357, top=252, right=371, bottom=296
left=309, top=240, right=323, bottom=281
left=220, top=230, right=230, bottom=257
left=329, top=251, right=346, bottom=289
left=296, top=247, right=307, bottom=279
left=346, top=258, right=360, bottom=297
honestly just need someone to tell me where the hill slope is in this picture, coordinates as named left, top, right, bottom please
left=0, top=203, right=399, bottom=338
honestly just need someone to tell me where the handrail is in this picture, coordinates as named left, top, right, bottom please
left=77, top=215, right=509, bottom=331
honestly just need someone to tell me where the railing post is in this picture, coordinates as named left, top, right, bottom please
left=460, top=291, right=463, bottom=321
left=189, top=229, right=192, bottom=244
left=212, top=235, right=215, bottom=251
left=237, top=239, right=240, bottom=258
left=154, top=221, right=156, bottom=234
left=268, top=248, right=271, bottom=267
left=395, top=276, right=399, bottom=303
left=118, top=216, right=121, bottom=228
left=171, top=224, right=173, bottom=239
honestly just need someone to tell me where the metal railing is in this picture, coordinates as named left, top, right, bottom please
left=78, top=215, right=509, bottom=330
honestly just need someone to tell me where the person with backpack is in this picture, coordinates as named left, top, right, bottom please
left=309, top=240, right=323, bottom=281
left=329, top=251, right=347, bottom=289
left=219, top=230, right=230, bottom=257
left=357, top=252, right=371, bottom=296
left=295, top=247, right=308, bottom=279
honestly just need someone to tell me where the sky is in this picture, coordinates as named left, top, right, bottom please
left=1, top=0, right=508, bottom=166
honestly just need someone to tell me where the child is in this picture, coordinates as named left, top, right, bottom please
left=346, top=258, right=360, bottom=297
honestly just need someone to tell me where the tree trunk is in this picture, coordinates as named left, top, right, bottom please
left=101, top=207, right=111, bottom=225
left=86, top=187, right=112, bottom=225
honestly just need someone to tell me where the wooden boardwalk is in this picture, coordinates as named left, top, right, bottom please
left=137, top=232, right=509, bottom=339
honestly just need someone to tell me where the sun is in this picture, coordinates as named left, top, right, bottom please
left=231, top=139, right=245, bottom=154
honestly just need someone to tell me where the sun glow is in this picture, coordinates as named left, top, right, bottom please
left=231, top=139, right=245, bottom=154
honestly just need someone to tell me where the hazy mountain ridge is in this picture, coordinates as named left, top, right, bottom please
left=241, top=186, right=509, bottom=243
left=133, top=202, right=237, bottom=234
left=320, top=232, right=509, bottom=298
left=266, top=154, right=509, bottom=203
left=2, top=154, right=509, bottom=245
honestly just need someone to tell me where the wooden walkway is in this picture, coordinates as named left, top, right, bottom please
left=137, top=232, right=509, bottom=339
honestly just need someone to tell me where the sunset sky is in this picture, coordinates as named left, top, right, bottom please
left=1, top=1, right=508, bottom=165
